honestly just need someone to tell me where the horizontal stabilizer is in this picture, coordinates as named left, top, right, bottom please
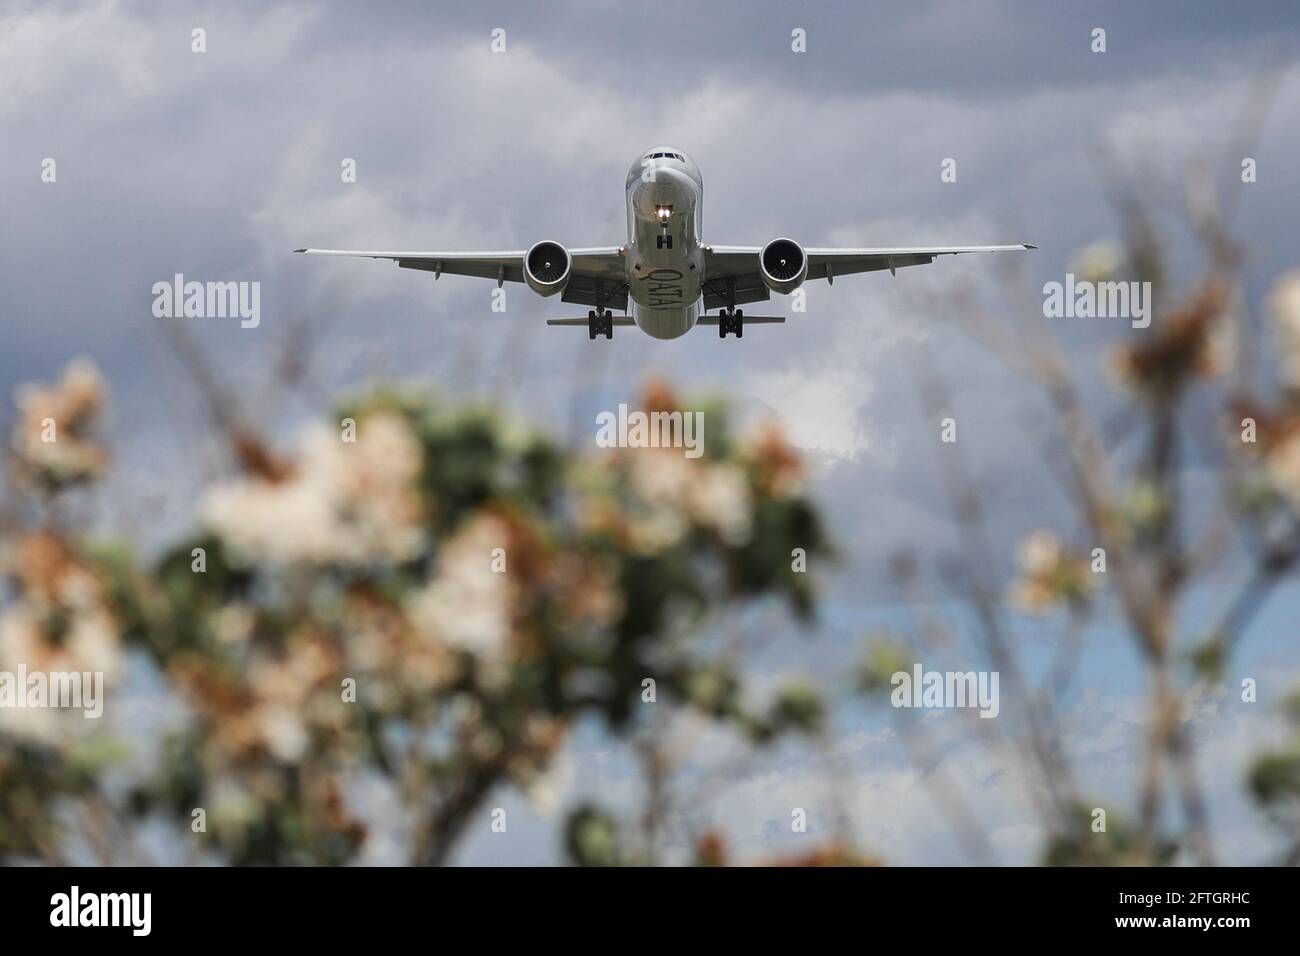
left=546, top=316, right=637, bottom=327
left=696, top=315, right=786, bottom=325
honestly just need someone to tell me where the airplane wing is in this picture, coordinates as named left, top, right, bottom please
left=294, top=246, right=629, bottom=310
left=701, top=244, right=1035, bottom=309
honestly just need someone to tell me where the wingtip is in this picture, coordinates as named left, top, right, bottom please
left=293, top=247, right=308, bottom=254
left=1023, top=243, right=1038, bottom=250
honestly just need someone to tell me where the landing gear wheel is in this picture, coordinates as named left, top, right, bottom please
left=718, top=309, right=743, bottom=338
left=588, top=309, right=613, bottom=340
left=656, top=233, right=673, bottom=250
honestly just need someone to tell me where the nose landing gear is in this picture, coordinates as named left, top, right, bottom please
left=654, top=203, right=674, bottom=248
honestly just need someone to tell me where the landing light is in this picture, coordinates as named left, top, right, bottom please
left=655, top=204, right=673, bottom=223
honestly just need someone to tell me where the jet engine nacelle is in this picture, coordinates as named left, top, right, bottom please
left=758, top=238, right=808, bottom=295
left=524, top=240, right=572, bottom=297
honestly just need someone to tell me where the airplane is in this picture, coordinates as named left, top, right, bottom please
left=295, top=146, right=1034, bottom=341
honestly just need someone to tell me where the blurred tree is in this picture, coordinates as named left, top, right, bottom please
left=0, top=372, right=829, bottom=865
left=853, top=105, right=1300, bottom=865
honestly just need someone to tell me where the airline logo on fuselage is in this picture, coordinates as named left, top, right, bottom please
left=644, top=268, right=684, bottom=308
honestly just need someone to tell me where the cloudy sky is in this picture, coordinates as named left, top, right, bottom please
left=4, top=0, right=1300, bottom=864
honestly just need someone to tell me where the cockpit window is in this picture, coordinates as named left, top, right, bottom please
left=648, top=152, right=683, bottom=160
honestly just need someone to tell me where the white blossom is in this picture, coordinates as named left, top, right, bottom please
left=203, top=412, right=424, bottom=566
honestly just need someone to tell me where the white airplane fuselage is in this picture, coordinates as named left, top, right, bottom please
left=624, top=147, right=705, bottom=339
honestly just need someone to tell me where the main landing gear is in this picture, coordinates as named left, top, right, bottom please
left=588, top=309, right=614, bottom=340
left=718, top=308, right=743, bottom=338
left=588, top=279, right=615, bottom=340
left=717, top=275, right=742, bottom=338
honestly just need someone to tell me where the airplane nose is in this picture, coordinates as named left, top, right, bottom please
left=633, top=165, right=692, bottom=221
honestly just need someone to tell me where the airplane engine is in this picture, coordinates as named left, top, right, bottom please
left=758, top=238, right=808, bottom=295
left=524, top=240, right=572, bottom=296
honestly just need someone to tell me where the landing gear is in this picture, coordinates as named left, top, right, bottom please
left=588, top=309, right=614, bottom=340
left=656, top=232, right=673, bottom=250
left=718, top=308, right=743, bottom=338
left=716, top=274, right=743, bottom=338
left=588, top=280, right=615, bottom=340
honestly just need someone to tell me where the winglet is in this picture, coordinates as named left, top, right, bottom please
left=1023, top=243, right=1038, bottom=250
left=293, top=248, right=308, bottom=253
